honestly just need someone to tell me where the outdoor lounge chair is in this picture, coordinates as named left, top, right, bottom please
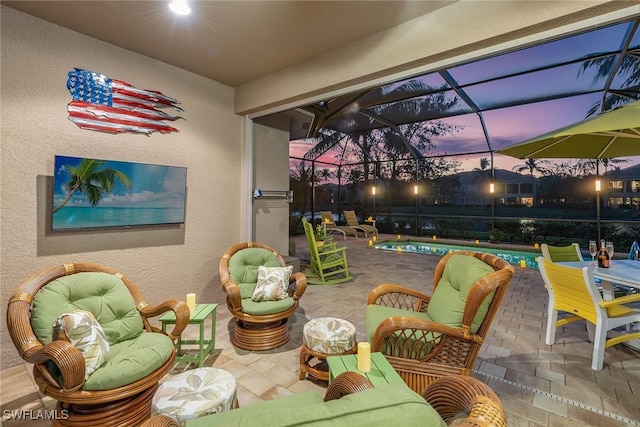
left=6, top=262, right=189, bottom=426
left=320, top=211, right=358, bottom=240
left=344, top=210, right=378, bottom=237
left=538, top=257, right=640, bottom=370
left=365, top=251, right=514, bottom=394
left=302, top=218, right=352, bottom=285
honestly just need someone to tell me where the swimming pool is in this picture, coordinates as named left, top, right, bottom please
left=373, top=240, right=541, bottom=269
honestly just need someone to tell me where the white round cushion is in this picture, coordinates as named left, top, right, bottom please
left=152, top=367, right=236, bottom=425
left=303, top=317, right=357, bottom=354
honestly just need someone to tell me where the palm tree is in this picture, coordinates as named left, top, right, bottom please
left=473, top=158, right=491, bottom=205
left=512, top=158, right=550, bottom=207
left=579, top=46, right=640, bottom=115
left=53, top=159, right=131, bottom=213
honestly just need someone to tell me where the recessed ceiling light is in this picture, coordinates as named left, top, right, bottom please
left=169, top=0, right=191, bottom=16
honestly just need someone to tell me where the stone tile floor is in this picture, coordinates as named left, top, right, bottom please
left=2, top=234, right=639, bottom=426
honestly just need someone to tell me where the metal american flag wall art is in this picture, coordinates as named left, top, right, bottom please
left=66, top=68, right=184, bottom=135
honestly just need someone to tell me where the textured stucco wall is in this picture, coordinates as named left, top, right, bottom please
left=253, top=123, right=290, bottom=254
left=0, top=7, right=242, bottom=369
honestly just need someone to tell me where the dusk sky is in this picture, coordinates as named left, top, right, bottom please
left=290, top=17, right=640, bottom=175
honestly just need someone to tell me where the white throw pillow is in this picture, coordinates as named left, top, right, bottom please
left=52, top=310, right=110, bottom=380
left=251, top=265, right=293, bottom=302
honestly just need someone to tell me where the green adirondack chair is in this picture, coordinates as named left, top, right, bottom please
left=302, top=218, right=352, bottom=285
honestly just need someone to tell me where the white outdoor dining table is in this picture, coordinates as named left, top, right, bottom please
left=558, top=259, right=640, bottom=351
left=558, top=259, right=640, bottom=299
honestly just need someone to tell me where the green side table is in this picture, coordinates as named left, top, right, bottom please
left=160, top=303, right=218, bottom=367
left=326, top=351, right=404, bottom=387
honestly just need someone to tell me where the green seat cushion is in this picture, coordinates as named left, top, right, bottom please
left=241, top=296, right=295, bottom=315
left=186, top=383, right=445, bottom=427
left=31, top=272, right=143, bottom=345
left=229, top=248, right=282, bottom=298
left=365, top=305, right=432, bottom=344
left=365, top=305, right=439, bottom=358
left=426, top=255, right=496, bottom=333
left=84, top=332, right=174, bottom=390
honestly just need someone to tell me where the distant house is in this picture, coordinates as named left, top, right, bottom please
left=454, top=169, right=535, bottom=207
left=605, top=164, right=640, bottom=209
left=421, top=169, right=537, bottom=206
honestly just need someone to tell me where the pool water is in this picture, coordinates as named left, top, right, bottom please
left=374, top=240, right=541, bottom=269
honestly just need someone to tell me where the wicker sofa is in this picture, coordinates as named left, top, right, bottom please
left=142, top=372, right=506, bottom=427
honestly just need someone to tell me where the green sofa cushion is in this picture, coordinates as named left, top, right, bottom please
left=84, top=331, right=174, bottom=390
left=185, top=383, right=445, bottom=427
left=426, top=254, right=496, bottom=333
left=241, top=297, right=295, bottom=315
left=31, top=272, right=143, bottom=345
left=187, top=391, right=322, bottom=427
left=229, top=248, right=282, bottom=299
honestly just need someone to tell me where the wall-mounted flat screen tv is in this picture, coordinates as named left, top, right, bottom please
left=52, top=155, right=187, bottom=231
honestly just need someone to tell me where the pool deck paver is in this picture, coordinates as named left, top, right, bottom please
left=1, top=234, right=639, bottom=426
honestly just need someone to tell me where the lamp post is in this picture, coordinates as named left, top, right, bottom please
left=414, top=183, right=419, bottom=237
left=372, top=185, right=376, bottom=219
left=489, top=182, right=495, bottom=230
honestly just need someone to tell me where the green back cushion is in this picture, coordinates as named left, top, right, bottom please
left=426, top=255, right=496, bottom=333
left=229, top=248, right=281, bottom=298
left=31, top=272, right=143, bottom=345
left=186, top=383, right=445, bottom=427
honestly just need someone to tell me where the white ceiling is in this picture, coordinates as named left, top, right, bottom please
left=2, top=1, right=455, bottom=87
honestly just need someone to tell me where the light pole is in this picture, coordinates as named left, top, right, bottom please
left=489, top=182, right=495, bottom=230
left=414, top=183, right=419, bottom=237
left=372, top=185, right=376, bottom=219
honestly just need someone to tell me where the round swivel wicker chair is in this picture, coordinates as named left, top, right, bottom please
left=219, top=242, right=307, bottom=351
left=6, top=262, right=189, bottom=426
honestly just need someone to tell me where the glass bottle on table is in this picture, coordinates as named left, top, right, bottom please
left=588, top=240, right=597, bottom=265
left=597, top=239, right=610, bottom=268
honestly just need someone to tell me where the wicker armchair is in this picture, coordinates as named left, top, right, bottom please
left=366, top=251, right=514, bottom=394
left=219, top=242, right=307, bottom=350
left=143, top=372, right=506, bottom=427
left=6, top=262, right=189, bottom=427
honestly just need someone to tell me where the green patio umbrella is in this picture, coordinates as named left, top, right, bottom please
left=498, top=99, right=640, bottom=242
left=498, top=99, right=640, bottom=159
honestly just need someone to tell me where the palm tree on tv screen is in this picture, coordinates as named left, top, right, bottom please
left=53, top=158, right=131, bottom=214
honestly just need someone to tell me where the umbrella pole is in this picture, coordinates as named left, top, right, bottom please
left=596, top=161, right=601, bottom=242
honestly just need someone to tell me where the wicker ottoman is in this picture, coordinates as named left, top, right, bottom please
left=299, top=317, right=357, bottom=382
left=152, top=367, right=238, bottom=425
